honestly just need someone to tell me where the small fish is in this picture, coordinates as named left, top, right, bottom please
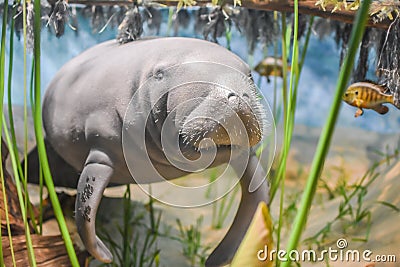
left=342, top=81, right=398, bottom=117
left=254, top=57, right=291, bottom=83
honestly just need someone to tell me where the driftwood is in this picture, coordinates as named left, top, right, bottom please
left=2, top=235, right=84, bottom=266
left=0, top=140, right=33, bottom=236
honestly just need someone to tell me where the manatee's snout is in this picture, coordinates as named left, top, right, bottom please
left=180, top=90, right=263, bottom=149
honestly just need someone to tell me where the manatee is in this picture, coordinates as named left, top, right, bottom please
left=26, top=37, right=273, bottom=266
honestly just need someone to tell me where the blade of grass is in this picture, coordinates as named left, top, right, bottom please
left=166, top=7, right=174, bottom=37
left=281, top=1, right=372, bottom=265
left=270, top=14, right=314, bottom=203
left=28, top=56, right=44, bottom=234
left=272, top=11, right=279, bottom=119
left=275, top=2, right=300, bottom=265
left=0, top=163, right=15, bottom=267
left=32, top=0, right=80, bottom=265
left=0, top=1, right=14, bottom=266
left=3, top=116, right=37, bottom=266
left=5, top=3, right=39, bottom=235
left=269, top=13, right=288, bottom=204
left=23, top=0, right=32, bottom=239
left=0, top=149, right=17, bottom=267
left=0, top=0, right=8, bottom=131
left=7, top=2, right=18, bottom=162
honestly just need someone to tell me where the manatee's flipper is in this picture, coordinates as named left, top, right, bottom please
left=205, top=151, right=269, bottom=267
left=75, top=150, right=113, bottom=263
left=25, top=139, right=80, bottom=188
left=355, top=108, right=364, bottom=117
left=372, top=104, right=389, bottom=115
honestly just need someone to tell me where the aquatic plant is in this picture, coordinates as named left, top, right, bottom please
left=210, top=185, right=239, bottom=229
left=97, top=186, right=161, bottom=267
left=32, top=0, right=80, bottom=264
left=204, top=167, right=240, bottom=229
left=305, top=146, right=399, bottom=248
left=1, top=1, right=38, bottom=266
left=175, top=215, right=210, bottom=267
left=281, top=1, right=372, bottom=265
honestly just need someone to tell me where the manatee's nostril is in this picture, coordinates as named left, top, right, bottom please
left=228, top=92, right=237, bottom=100
left=243, top=93, right=249, bottom=99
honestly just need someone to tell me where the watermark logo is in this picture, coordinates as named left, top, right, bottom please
left=121, top=61, right=276, bottom=207
left=336, top=238, right=348, bottom=249
left=257, top=238, right=397, bottom=264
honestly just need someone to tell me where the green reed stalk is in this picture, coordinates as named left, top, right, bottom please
left=166, top=7, right=174, bottom=36
left=31, top=0, right=80, bottom=265
left=5, top=1, right=39, bottom=235
left=0, top=152, right=16, bottom=266
left=281, top=1, right=372, bottom=265
left=270, top=14, right=314, bottom=203
left=269, top=13, right=289, bottom=205
left=7, top=2, right=18, bottom=159
left=275, top=2, right=299, bottom=265
left=0, top=1, right=11, bottom=265
left=22, top=0, right=39, bottom=236
left=272, top=11, right=279, bottom=119
left=0, top=0, right=8, bottom=125
left=23, top=0, right=30, bottom=238
left=27, top=56, right=44, bottom=234
left=3, top=116, right=37, bottom=266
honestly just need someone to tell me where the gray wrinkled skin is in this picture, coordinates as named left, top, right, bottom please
left=28, top=37, right=270, bottom=266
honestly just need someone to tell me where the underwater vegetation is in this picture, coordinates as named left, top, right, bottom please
left=0, top=0, right=400, bottom=266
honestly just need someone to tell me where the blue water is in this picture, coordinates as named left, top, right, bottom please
left=3, top=8, right=400, bottom=133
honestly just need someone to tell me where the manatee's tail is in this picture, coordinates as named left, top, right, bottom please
left=25, top=138, right=80, bottom=188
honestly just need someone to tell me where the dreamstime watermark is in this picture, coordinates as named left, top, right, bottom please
left=257, top=238, right=397, bottom=263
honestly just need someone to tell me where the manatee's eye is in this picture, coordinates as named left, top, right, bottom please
left=345, top=93, right=348, bottom=97
left=355, top=91, right=359, bottom=96
left=154, top=70, right=164, bottom=80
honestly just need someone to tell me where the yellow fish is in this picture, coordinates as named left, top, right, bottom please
left=254, top=57, right=291, bottom=82
left=342, top=81, right=397, bottom=117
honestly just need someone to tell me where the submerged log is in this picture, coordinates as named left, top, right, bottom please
left=2, top=235, right=86, bottom=266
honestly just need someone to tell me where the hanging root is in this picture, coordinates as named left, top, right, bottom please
left=26, top=2, right=35, bottom=50
left=194, top=7, right=209, bottom=34
left=173, top=9, right=191, bottom=36
left=202, top=7, right=229, bottom=43
left=352, top=28, right=371, bottom=82
left=377, top=16, right=400, bottom=107
left=48, top=0, right=69, bottom=38
left=143, top=7, right=162, bottom=34
left=91, top=6, right=105, bottom=33
left=257, top=10, right=279, bottom=49
left=117, top=5, right=143, bottom=44
left=338, top=23, right=352, bottom=67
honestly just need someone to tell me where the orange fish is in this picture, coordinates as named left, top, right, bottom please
left=342, top=81, right=398, bottom=117
left=254, top=57, right=291, bottom=83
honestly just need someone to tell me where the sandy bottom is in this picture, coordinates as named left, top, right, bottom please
left=5, top=105, right=399, bottom=267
